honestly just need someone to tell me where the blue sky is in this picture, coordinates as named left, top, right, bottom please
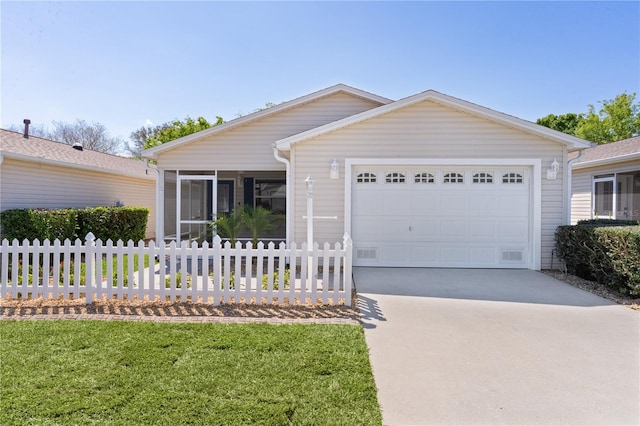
left=2, top=1, right=639, bottom=151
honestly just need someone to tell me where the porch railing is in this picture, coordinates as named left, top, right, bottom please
left=0, top=233, right=353, bottom=306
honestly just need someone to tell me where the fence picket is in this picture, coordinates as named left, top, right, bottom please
left=1, top=234, right=353, bottom=306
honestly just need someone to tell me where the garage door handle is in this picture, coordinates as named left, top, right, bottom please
left=409, top=226, right=412, bottom=231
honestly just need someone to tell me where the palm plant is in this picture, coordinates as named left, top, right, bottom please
left=241, top=205, right=274, bottom=246
left=211, top=210, right=243, bottom=245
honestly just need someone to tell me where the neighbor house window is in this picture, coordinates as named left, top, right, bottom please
left=254, top=179, right=286, bottom=214
left=356, top=172, right=377, bottom=183
left=414, top=172, right=435, bottom=183
left=502, top=172, right=524, bottom=184
left=385, top=172, right=406, bottom=183
left=443, top=172, right=464, bottom=183
left=473, top=172, right=493, bottom=183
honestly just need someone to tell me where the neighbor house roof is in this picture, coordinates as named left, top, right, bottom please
left=276, top=89, right=592, bottom=151
left=0, top=129, right=153, bottom=179
left=142, top=84, right=392, bottom=159
left=570, top=136, right=640, bottom=169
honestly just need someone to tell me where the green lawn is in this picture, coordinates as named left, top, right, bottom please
left=0, top=321, right=382, bottom=425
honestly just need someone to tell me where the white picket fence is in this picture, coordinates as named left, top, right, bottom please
left=0, top=233, right=353, bottom=306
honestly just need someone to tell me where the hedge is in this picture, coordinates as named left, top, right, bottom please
left=0, top=207, right=149, bottom=243
left=555, top=224, right=640, bottom=296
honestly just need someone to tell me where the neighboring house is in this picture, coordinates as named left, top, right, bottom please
left=0, top=128, right=156, bottom=240
left=570, top=136, right=640, bottom=224
left=142, top=84, right=590, bottom=270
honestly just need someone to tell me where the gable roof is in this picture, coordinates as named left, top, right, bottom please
left=0, top=129, right=152, bottom=179
left=570, top=136, right=640, bottom=169
left=276, top=89, right=592, bottom=151
left=142, top=84, right=392, bottom=159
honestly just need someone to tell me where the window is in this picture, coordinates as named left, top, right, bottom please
left=502, top=172, right=523, bottom=184
left=385, top=172, right=406, bottom=183
left=254, top=179, right=286, bottom=214
left=414, top=172, right=435, bottom=183
left=472, top=172, right=493, bottom=184
left=443, top=172, right=464, bottom=183
left=356, top=172, right=377, bottom=183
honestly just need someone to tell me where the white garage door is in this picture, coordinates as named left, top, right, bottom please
left=351, top=166, right=532, bottom=268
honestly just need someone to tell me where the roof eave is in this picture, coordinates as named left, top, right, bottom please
left=1, top=151, right=154, bottom=180
left=572, top=152, right=640, bottom=170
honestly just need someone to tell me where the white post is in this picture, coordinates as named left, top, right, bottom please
left=305, top=176, right=315, bottom=288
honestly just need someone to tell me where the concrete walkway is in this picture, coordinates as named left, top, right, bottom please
left=355, top=268, right=640, bottom=426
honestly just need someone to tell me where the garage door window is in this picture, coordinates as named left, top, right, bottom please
left=385, top=172, right=406, bottom=183
left=472, top=172, right=493, bottom=184
left=443, top=172, right=464, bottom=183
left=414, top=172, right=435, bottom=183
left=502, top=172, right=524, bottom=184
left=356, top=172, right=377, bottom=183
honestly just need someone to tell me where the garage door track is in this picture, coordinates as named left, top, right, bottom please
left=356, top=268, right=640, bottom=425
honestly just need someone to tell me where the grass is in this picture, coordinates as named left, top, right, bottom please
left=0, top=321, right=382, bottom=425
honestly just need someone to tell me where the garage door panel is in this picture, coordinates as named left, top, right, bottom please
left=352, top=165, right=531, bottom=268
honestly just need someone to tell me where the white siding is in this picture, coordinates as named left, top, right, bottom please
left=290, top=99, right=566, bottom=269
left=571, top=159, right=640, bottom=223
left=156, top=92, right=383, bottom=170
left=0, top=158, right=156, bottom=240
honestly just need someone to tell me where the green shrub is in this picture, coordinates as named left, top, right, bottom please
left=0, top=209, right=77, bottom=242
left=555, top=224, right=640, bottom=295
left=0, top=207, right=148, bottom=243
left=78, top=207, right=148, bottom=242
left=577, top=218, right=640, bottom=227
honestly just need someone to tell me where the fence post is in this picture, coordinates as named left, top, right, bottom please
left=343, top=233, right=353, bottom=306
left=85, top=233, right=96, bottom=304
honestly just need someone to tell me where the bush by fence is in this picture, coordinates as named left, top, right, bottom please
left=0, top=207, right=148, bottom=243
left=555, top=224, right=640, bottom=296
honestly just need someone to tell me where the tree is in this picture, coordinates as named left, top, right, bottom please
left=537, top=92, right=640, bottom=144
left=575, top=92, right=640, bottom=144
left=7, top=119, right=123, bottom=154
left=126, top=123, right=170, bottom=158
left=536, top=113, right=582, bottom=136
left=143, top=116, right=224, bottom=149
left=240, top=205, right=274, bottom=246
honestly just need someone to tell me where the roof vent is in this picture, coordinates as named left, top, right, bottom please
left=72, top=143, right=83, bottom=151
left=23, top=119, right=31, bottom=139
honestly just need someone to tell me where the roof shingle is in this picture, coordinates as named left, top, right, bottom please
left=0, top=129, right=151, bottom=179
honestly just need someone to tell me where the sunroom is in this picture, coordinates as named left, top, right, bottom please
left=159, top=169, right=286, bottom=243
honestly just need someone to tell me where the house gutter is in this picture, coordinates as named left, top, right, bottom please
left=145, top=159, right=162, bottom=242
left=272, top=145, right=291, bottom=245
left=566, top=149, right=587, bottom=225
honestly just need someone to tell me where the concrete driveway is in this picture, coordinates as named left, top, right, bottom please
left=355, top=268, right=640, bottom=425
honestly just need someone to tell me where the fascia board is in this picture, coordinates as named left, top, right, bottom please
left=142, top=84, right=392, bottom=159
left=276, top=90, right=592, bottom=151
left=571, top=152, right=640, bottom=170
left=1, top=151, right=155, bottom=180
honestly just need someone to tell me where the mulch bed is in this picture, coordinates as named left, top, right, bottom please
left=0, top=292, right=361, bottom=320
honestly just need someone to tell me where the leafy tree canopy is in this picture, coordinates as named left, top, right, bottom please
left=143, top=116, right=224, bottom=150
left=537, top=92, right=640, bottom=144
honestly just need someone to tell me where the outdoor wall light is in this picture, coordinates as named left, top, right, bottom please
left=330, top=159, right=339, bottom=179
left=305, top=175, right=314, bottom=196
left=547, top=158, right=560, bottom=180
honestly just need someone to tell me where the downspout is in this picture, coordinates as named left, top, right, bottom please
left=144, top=159, right=162, bottom=242
left=272, top=144, right=291, bottom=245
left=566, top=149, right=586, bottom=225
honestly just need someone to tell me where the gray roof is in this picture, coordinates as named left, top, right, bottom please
left=570, top=136, right=640, bottom=167
left=0, top=129, right=152, bottom=179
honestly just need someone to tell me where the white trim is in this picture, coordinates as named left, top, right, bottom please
left=142, top=84, right=392, bottom=160
left=176, top=173, right=217, bottom=241
left=572, top=152, right=640, bottom=170
left=344, top=158, right=542, bottom=270
left=277, top=91, right=591, bottom=150
left=0, top=151, right=153, bottom=180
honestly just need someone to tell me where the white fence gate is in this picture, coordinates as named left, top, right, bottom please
left=0, top=233, right=353, bottom=306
